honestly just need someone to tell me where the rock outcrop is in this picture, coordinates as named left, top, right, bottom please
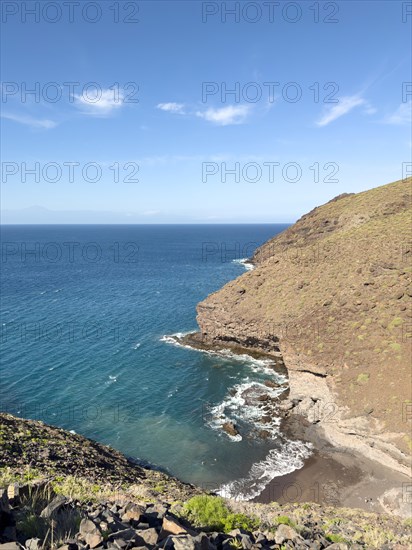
left=196, top=178, right=412, bottom=463
left=0, top=413, right=200, bottom=503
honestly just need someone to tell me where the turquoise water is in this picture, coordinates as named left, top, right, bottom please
left=0, top=224, right=311, bottom=499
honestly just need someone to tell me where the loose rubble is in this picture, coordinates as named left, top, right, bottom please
left=1, top=482, right=411, bottom=550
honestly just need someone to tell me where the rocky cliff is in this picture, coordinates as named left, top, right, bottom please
left=196, top=178, right=412, bottom=463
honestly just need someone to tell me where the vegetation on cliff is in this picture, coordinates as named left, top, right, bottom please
left=196, top=178, right=412, bottom=456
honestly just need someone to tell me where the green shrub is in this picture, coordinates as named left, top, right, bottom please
left=183, top=495, right=258, bottom=533
left=184, top=495, right=228, bottom=531
left=223, top=513, right=259, bottom=532
left=0, top=466, right=42, bottom=488
left=275, top=515, right=296, bottom=528
left=51, top=476, right=103, bottom=502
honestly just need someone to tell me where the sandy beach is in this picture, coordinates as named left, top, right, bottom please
left=254, top=446, right=411, bottom=515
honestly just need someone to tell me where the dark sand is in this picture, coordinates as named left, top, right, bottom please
left=254, top=442, right=411, bottom=514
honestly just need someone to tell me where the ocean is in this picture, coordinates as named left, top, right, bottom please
left=0, top=224, right=312, bottom=500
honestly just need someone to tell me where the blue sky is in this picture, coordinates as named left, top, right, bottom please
left=1, top=0, right=411, bottom=223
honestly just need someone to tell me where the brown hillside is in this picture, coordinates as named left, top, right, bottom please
left=196, top=178, right=412, bottom=455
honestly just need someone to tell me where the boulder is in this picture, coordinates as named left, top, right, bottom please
left=25, top=539, right=41, bottom=550
left=120, top=503, right=145, bottom=524
left=107, top=528, right=144, bottom=546
left=135, top=527, right=158, bottom=546
left=166, top=535, right=202, bottom=550
left=222, top=422, right=239, bottom=437
left=274, top=524, right=302, bottom=544
left=257, top=395, right=269, bottom=402
left=162, top=515, right=187, bottom=535
left=40, top=495, right=67, bottom=518
left=79, top=519, right=103, bottom=549
left=279, top=400, right=294, bottom=411
left=111, top=539, right=126, bottom=549
left=159, top=515, right=194, bottom=540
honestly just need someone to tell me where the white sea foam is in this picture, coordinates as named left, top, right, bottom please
left=217, top=439, right=313, bottom=501
left=105, top=374, right=118, bottom=386
left=232, top=258, right=255, bottom=271
left=161, top=332, right=284, bottom=380
left=161, top=329, right=305, bottom=499
left=206, top=380, right=285, bottom=442
left=160, top=331, right=198, bottom=351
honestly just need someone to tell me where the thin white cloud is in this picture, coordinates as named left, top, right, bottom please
left=196, top=105, right=251, bottom=126
left=316, top=95, right=365, bottom=127
left=363, top=104, right=377, bottom=115
left=74, top=89, right=125, bottom=116
left=384, top=101, right=412, bottom=125
left=157, top=102, right=185, bottom=114
left=142, top=210, right=161, bottom=216
left=1, top=112, right=57, bottom=129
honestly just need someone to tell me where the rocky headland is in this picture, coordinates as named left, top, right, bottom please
left=193, top=177, right=412, bottom=517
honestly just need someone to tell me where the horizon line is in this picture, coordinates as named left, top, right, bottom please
left=0, top=222, right=293, bottom=226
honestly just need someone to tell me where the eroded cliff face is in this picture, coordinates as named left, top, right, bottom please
left=196, top=178, right=412, bottom=455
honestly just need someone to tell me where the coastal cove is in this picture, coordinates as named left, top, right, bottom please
left=1, top=223, right=300, bottom=499
left=1, top=179, right=411, bottom=520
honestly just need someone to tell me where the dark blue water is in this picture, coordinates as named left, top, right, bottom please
left=0, top=224, right=311, bottom=499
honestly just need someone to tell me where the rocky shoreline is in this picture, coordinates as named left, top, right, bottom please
left=176, top=332, right=290, bottom=441
left=173, top=332, right=411, bottom=519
